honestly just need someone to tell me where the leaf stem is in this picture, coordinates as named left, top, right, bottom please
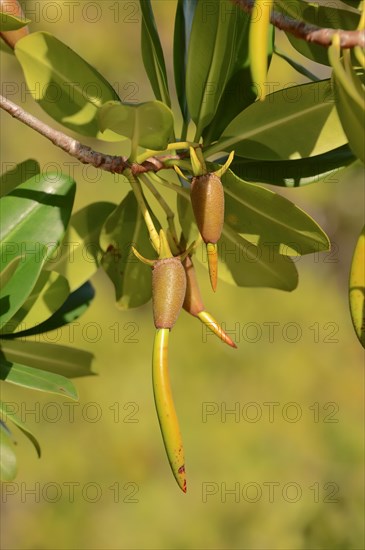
left=136, top=141, right=198, bottom=164
left=139, top=173, right=179, bottom=244
left=148, top=172, right=190, bottom=201
left=125, top=170, right=160, bottom=253
left=204, top=137, right=238, bottom=158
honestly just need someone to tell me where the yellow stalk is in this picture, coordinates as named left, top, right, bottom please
left=206, top=243, right=218, bottom=292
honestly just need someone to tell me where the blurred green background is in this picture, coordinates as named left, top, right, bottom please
left=1, top=1, right=364, bottom=549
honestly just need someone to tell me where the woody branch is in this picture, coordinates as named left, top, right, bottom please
left=0, top=94, right=182, bottom=176
left=231, top=0, right=365, bottom=48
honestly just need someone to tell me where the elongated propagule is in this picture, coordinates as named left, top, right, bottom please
left=153, top=328, right=186, bottom=493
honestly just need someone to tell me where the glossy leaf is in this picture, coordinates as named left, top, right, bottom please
left=98, top=100, right=174, bottom=151
left=1, top=281, right=95, bottom=338
left=218, top=227, right=299, bottom=290
left=287, top=35, right=331, bottom=67
left=173, top=0, right=198, bottom=122
left=178, top=194, right=298, bottom=290
left=349, top=225, right=365, bottom=348
left=100, top=192, right=157, bottom=309
left=140, top=0, right=170, bottom=106
left=0, top=400, right=41, bottom=457
left=202, top=11, right=272, bottom=143
left=47, top=202, right=116, bottom=292
left=218, top=80, right=347, bottom=160
left=2, top=271, right=70, bottom=333
left=0, top=255, right=20, bottom=289
left=0, top=428, right=17, bottom=481
left=329, top=47, right=365, bottom=163
left=274, top=49, right=320, bottom=82
left=229, top=145, right=355, bottom=187
left=0, top=339, right=94, bottom=379
left=274, top=0, right=360, bottom=29
left=282, top=0, right=360, bottom=70
left=186, top=0, right=255, bottom=137
left=0, top=357, right=78, bottom=399
left=0, top=251, right=46, bottom=326
left=15, top=32, right=121, bottom=140
left=283, top=0, right=361, bottom=68
left=0, top=172, right=76, bottom=270
left=221, top=169, right=330, bottom=256
left=0, top=12, right=30, bottom=31
left=0, top=159, right=40, bottom=197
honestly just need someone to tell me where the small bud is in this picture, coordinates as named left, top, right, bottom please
left=152, top=257, right=187, bottom=329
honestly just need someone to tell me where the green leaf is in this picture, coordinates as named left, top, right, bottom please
left=0, top=428, right=17, bottom=481
left=47, top=202, right=116, bottom=292
left=186, top=0, right=255, bottom=138
left=173, top=0, right=198, bottom=122
left=274, top=49, right=320, bottom=82
left=0, top=400, right=41, bottom=458
left=178, top=193, right=298, bottom=290
left=0, top=159, right=40, bottom=197
left=287, top=35, right=331, bottom=67
left=229, top=145, right=355, bottom=187
left=218, top=80, right=347, bottom=160
left=0, top=251, right=46, bottom=326
left=275, top=0, right=360, bottom=65
left=14, top=31, right=121, bottom=140
left=217, top=228, right=299, bottom=290
left=274, top=0, right=360, bottom=29
left=0, top=172, right=76, bottom=269
left=1, top=271, right=70, bottom=334
left=281, top=0, right=361, bottom=68
left=0, top=12, right=30, bottom=31
left=0, top=356, right=78, bottom=399
left=98, top=100, right=174, bottom=151
left=203, top=12, right=274, bottom=143
left=0, top=339, right=94, bottom=379
left=100, top=192, right=157, bottom=309
left=140, top=0, right=170, bottom=106
left=329, top=48, right=365, bottom=163
left=221, top=169, right=330, bottom=256
left=0, top=255, right=21, bottom=289
left=349, top=225, right=365, bottom=348
left=2, top=282, right=94, bottom=338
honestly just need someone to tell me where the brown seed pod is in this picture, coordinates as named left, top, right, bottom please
left=190, top=173, right=224, bottom=245
left=0, top=0, right=29, bottom=49
left=152, top=257, right=187, bottom=329
left=182, top=256, right=204, bottom=317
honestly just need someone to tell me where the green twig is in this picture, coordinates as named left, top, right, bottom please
left=125, top=169, right=160, bottom=253
left=139, top=173, right=179, bottom=245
